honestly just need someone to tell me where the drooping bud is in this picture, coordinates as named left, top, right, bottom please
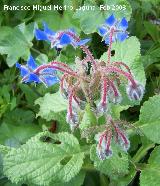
left=126, top=82, right=144, bottom=101
left=96, top=146, right=107, bottom=160
left=108, top=88, right=122, bottom=104
left=66, top=111, right=79, bottom=131
left=118, top=132, right=130, bottom=152
left=114, top=126, right=130, bottom=152
left=104, top=148, right=113, bottom=158
left=96, top=102, right=108, bottom=116
left=95, top=131, right=113, bottom=160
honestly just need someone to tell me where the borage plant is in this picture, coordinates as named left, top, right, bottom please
left=0, top=14, right=146, bottom=185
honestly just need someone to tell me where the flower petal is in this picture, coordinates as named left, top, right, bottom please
left=35, top=29, right=49, bottom=41
left=60, top=33, right=72, bottom=45
left=40, top=67, right=57, bottom=76
left=27, top=55, right=37, bottom=70
left=75, top=38, right=90, bottom=46
left=16, top=63, right=29, bottom=77
left=118, top=17, right=128, bottom=31
left=98, top=27, right=107, bottom=36
left=43, top=22, right=56, bottom=36
left=40, top=75, right=59, bottom=87
left=116, top=32, right=128, bottom=42
left=105, top=14, right=116, bottom=27
left=28, top=73, right=40, bottom=83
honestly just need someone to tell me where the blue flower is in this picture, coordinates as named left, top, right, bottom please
left=98, top=14, right=129, bottom=44
left=16, top=55, right=59, bottom=87
left=35, top=22, right=90, bottom=49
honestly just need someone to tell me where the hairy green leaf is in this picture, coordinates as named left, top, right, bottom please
left=35, top=91, right=67, bottom=121
left=3, top=132, right=85, bottom=185
left=80, top=104, right=97, bottom=131
left=140, top=146, right=160, bottom=186
left=136, top=95, right=160, bottom=143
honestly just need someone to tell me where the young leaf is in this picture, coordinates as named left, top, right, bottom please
left=80, top=104, right=97, bottom=131
left=35, top=91, right=67, bottom=121
left=3, top=132, right=85, bottom=185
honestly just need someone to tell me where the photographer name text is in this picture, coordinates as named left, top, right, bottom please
left=3, top=4, right=127, bottom=11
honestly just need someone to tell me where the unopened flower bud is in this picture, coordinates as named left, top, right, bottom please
left=66, top=111, right=79, bottom=131
left=104, top=148, right=113, bottom=158
left=96, top=146, right=106, bottom=160
left=126, top=82, right=144, bottom=101
left=108, top=89, right=122, bottom=104
left=96, top=102, right=108, bottom=116
left=117, top=131, right=130, bottom=152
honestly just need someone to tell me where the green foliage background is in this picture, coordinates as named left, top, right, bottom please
left=0, top=0, right=160, bottom=185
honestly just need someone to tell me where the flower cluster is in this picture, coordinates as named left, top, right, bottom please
left=16, top=14, right=144, bottom=160
left=95, top=118, right=130, bottom=160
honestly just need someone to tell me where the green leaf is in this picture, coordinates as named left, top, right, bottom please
left=80, top=104, right=97, bottom=131
left=136, top=95, right=160, bottom=143
left=35, top=11, right=80, bottom=32
left=0, top=145, right=11, bottom=155
left=35, top=91, right=67, bottom=121
left=144, top=21, right=160, bottom=42
left=111, top=36, right=146, bottom=85
left=0, top=122, right=40, bottom=145
left=111, top=163, right=136, bottom=186
left=142, top=47, right=160, bottom=69
left=19, top=84, right=39, bottom=105
left=140, top=146, right=160, bottom=186
left=53, top=171, right=85, bottom=186
left=4, top=108, right=35, bottom=126
left=3, top=132, right=85, bottom=185
left=0, top=23, right=36, bottom=66
left=90, top=144, right=129, bottom=180
left=73, top=0, right=132, bottom=34
left=36, top=53, right=48, bottom=65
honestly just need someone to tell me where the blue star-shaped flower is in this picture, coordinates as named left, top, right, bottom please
left=98, top=14, right=129, bottom=44
left=16, top=55, right=59, bottom=87
left=35, top=22, right=90, bottom=49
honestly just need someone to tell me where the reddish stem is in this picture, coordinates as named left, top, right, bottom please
left=34, top=64, right=77, bottom=77
left=108, top=79, right=119, bottom=97
left=60, top=73, right=68, bottom=92
left=65, top=31, right=97, bottom=70
left=50, top=61, right=74, bottom=72
left=103, top=66, right=137, bottom=87
left=112, top=62, right=131, bottom=74
left=68, top=90, right=74, bottom=118
left=106, top=130, right=112, bottom=151
left=98, top=133, right=106, bottom=148
left=115, top=126, right=128, bottom=145
left=102, top=77, right=108, bottom=106
left=107, top=28, right=115, bottom=64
